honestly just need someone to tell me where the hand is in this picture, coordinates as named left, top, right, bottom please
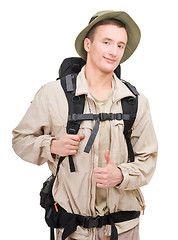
left=50, top=134, right=85, bottom=156
left=93, top=150, right=123, bottom=188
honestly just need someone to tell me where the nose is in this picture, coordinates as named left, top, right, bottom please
left=109, top=44, right=118, bottom=57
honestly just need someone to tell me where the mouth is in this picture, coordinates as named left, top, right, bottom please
left=104, top=57, right=116, bottom=64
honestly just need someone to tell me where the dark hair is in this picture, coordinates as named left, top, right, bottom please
left=86, top=18, right=127, bottom=42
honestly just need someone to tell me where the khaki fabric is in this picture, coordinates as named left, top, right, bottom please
left=93, top=90, right=113, bottom=216
left=56, top=224, right=139, bottom=240
left=12, top=66, right=158, bottom=239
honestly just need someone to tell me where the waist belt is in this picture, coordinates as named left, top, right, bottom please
left=47, top=203, right=140, bottom=240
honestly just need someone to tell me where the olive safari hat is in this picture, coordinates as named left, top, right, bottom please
left=75, top=10, right=141, bottom=64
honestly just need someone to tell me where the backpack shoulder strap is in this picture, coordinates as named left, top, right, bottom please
left=60, top=74, right=85, bottom=172
left=60, top=74, right=85, bottom=134
left=121, top=80, right=139, bottom=162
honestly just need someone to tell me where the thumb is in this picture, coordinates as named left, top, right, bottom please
left=104, top=150, right=112, bottom=165
left=79, top=134, right=85, bottom=140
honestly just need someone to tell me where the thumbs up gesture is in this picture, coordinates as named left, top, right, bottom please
left=93, top=150, right=123, bottom=188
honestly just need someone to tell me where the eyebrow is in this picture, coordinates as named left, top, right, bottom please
left=103, top=38, right=126, bottom=46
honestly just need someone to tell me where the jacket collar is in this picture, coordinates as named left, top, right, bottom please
left=75, top=66, right=135, bottom=101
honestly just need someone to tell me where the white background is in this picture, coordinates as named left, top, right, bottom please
left=1, top=0, right=178, bottom=239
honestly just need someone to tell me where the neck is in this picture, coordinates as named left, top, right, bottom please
left=85, top=64, right=113, bottom=100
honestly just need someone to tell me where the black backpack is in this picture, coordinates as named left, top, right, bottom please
left=40, top=57, right=140, bottom=240
left=57, top=57, right=139, bottom=172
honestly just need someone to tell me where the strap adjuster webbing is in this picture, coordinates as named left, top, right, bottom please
left=84, top=119, right=100, bottom=153
left=82, top=215, right=104, bottom=228
left=60, top=209, right=140, bottom=240
left=68, top=113, right=132, bottom=122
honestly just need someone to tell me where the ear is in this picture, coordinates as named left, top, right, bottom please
left=84, top=38, right=91, bottom=53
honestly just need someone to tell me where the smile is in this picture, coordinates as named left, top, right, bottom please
left=104, top=57, right=116, bottom=63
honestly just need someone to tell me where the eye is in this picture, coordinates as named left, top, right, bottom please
left=104, top=41, right=109, bottom=45
left=118, top=44, right=125, bottom=49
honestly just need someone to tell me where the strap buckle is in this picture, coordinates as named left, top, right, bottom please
left=115, top=113, right=122, bottom=120
left=99, top=113, right=114, bottom=121
left=69, top=113, right=78, bottom=122
left=82, top=216, right=103, bottom=229
left=68, top=114, right=82, bottom=122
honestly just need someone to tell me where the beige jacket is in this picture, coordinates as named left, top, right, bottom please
left=12, top=67, right=158, bottom=239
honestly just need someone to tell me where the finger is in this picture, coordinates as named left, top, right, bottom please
left=69, top=139, right=80, bottom=146
left=68, top=150, right=78, bottom=155
left=95, top=176, right=107, bottom=184
left=67, top=134, right=85, bottom=141
left=78, top=134, right=85, bottom=140
left=71, top=136, right=85, bottom=146
left=94, top=173, right=105, bottom=180
left=68, top=144, right=79, bottom=150
left=96, top=183, right=108, bottom=188
left=65, top=137, right=81, bottom=146
left=95, top=179, right=108, bottom=188
left=93, top=167, right=107, bottom=174
left=94, top=170, right=107, bottom=182
left=104, top=150, right=112, bottom=165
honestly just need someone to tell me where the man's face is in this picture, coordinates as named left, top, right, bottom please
left=84, top=24, right=128, bottom=74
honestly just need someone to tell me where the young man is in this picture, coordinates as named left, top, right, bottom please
left=12, top=10, right=158, bottom=240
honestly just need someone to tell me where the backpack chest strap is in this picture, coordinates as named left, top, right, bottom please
left=68, top=112, right=136, bottom=122
left=68, top=112, right=136, bottom=154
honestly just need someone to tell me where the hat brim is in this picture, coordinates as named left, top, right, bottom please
left=75, top=11, right=141, bottom=64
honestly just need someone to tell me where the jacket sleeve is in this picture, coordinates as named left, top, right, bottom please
left=118, top=94, right=158, bottom=190
left=12, top=85, right=55, bottom=165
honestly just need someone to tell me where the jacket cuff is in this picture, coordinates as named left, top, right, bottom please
left=41, top=137, right=56, bottom=162
left=115, top=167, right=130, bottom=189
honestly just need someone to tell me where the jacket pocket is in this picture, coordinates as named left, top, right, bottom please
left=134, top=188, right=145, bottom=209
left=113, top=119, right=124, bottom=128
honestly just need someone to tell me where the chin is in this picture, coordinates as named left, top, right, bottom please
left=100, top=66, right=116, bottom=74
left=100, top=61, right=119, bottom=74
